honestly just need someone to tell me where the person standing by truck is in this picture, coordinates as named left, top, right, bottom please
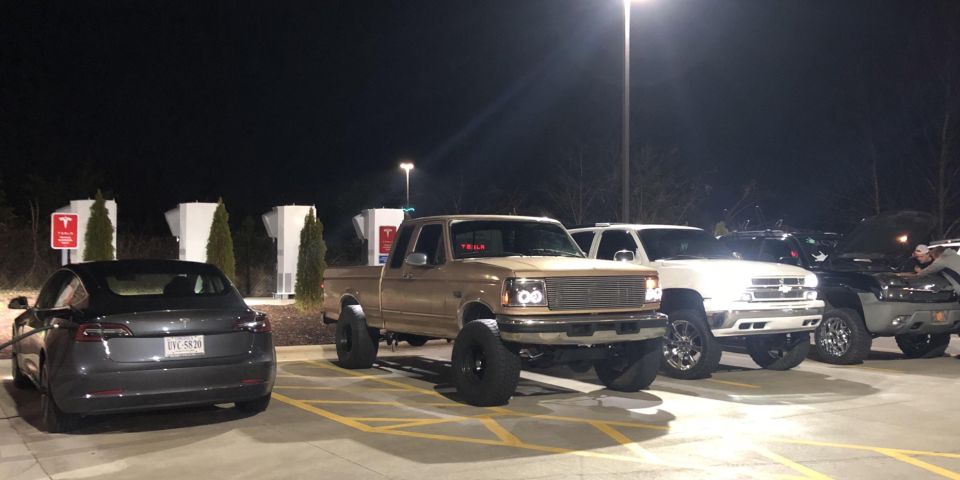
left=906, top=244, right=934, bottom=273
left=917, top=247, right=960, bottom=291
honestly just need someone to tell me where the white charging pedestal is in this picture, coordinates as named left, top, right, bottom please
left=57, top=199, right=118, bottom=265
left=352, top=208, right=406, bottom=266
left=262, top=205, right=316, bottom=299
left=164, top=202, right=218, bottom=263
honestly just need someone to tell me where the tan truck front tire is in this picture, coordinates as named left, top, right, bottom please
left=335, top=305, right=380, bottom=369
left=451, top=320, right=520, bottom=406
left=595, top=337, right=662, bottom=392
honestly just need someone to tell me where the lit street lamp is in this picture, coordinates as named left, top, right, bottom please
left=399, top=162, right=414, bottom=209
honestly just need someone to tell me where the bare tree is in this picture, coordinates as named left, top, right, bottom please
left=852, top=62, right=885, bottom=217
left=543, top=142, right=609, bottom=225
left=721, top=180, right=758, bottom=230
left=916, top=0, right=960, bottom=237
left=432, top=166, right=468, bottom=215
left=628, top=146, right=708, bottom=225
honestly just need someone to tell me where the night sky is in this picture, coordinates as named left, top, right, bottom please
left=1, top=1, right=955, bottom=242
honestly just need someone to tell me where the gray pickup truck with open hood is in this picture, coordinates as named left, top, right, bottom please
left=812, top=211, right=960, bottom=364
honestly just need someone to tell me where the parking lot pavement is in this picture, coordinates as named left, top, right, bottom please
left=1, top=338, right=958, bottom=480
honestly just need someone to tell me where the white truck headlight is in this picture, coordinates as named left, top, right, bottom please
left=645, top=277, right=662, bottom=303
left=717, top=276, right=752, bottom=302
left=804, top=273, right=819, bottom=289
left=502, top=278, right=547, bottom=307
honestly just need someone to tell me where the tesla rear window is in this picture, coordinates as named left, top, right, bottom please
left=104, top=273, right=228, bottom=297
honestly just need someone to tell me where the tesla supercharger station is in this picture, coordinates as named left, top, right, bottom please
left=262, top=204, right=315, bottom=298
left=352, top=208, right=406, bottom=266
left=164, top=202, right=218, bottom=262
left=56, top=199, right=118, bottom=265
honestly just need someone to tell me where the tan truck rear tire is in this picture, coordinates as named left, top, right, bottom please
left=595, top=337, right=662, bottom=392
left=335, top=305, right=380, bottom=369
left=451, top=320, right=520, bottom=406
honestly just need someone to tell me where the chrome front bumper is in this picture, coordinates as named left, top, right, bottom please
left=707, top=306, right=823, bottom=337
left=497, top=312, right=668, bottom=345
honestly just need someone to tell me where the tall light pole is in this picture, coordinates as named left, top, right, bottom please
left=621, top=0, right=632, bottom=224
left=399, top=162, right=414, bottom=209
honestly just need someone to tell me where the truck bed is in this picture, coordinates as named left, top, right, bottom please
left=323, top=266, right=384, bottom=326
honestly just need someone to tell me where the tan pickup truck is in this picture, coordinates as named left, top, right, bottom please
left=323, top=215, right=667, bottom=406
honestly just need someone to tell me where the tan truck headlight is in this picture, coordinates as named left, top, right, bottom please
left=502, top=278, right=547, bottom=307
left=645, top=277, right=662, bottom=303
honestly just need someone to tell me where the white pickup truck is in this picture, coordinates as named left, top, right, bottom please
left=569, top=224, right=824, bottom=379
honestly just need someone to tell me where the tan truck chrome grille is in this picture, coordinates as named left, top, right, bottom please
left=545, top=276, right=647, bottom=310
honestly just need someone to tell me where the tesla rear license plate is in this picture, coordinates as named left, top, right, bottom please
left=164, top=335, right=205, bottom=357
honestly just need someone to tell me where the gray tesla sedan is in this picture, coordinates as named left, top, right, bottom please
left=8, top=260, right=276, bottom=432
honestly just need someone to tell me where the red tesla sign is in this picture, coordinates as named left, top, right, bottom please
left=379, top=226, right=397, bottom=254
left=51, top=213, right=79, bottom=249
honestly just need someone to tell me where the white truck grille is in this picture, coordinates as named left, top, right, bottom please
left=545, top=276, right=647, bottom=311
left=748, top=277, right=810, bottom=301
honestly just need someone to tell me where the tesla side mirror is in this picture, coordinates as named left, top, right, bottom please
left=613, top=250, right=636, bottom=262
left=7, top=296, right=29, bottom=310
left=405, top=252, right=429, bottom=267
left=778, top=256, right=800, bottom=266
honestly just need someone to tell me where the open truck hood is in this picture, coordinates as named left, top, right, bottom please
left=828, top=211, right=935, bottom=271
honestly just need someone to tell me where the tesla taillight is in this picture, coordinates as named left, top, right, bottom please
left=235, top=312, right=271, bottom=333
left=75, top=323, right=133, bottom=342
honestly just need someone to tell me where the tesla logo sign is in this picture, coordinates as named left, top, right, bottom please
left=379, top=226, right=397, bottom=254
left=51, top=213, right=79, bottom=250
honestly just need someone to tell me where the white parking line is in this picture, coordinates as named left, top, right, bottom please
left=518, top=370, right=605, bottom=393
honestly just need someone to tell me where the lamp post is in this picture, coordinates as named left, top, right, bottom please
left=399, top=162, right=414, bottom=209
left=622, top=0, right=631, bottom=224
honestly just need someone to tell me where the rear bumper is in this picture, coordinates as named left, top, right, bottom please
left=51, top=346, right=276, bottom=415
left=497, top=311, right=668, bottom=345
left=705, top=300, right=824, bottom=337
left=858, top=293, right=960, bottom=335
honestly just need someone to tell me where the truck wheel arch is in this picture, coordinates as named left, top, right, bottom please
left=660, top=288, right=706, bottom=318
left=822, top=289, right=865, bottom=320
left=460, top=301, right=496, bottom=328
left=340, top=294, right=361, bottom=314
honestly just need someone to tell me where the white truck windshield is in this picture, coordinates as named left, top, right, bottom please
left=638, top=228, right=735, bottom=261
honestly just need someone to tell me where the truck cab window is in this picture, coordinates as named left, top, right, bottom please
left=721, top=238, right=760, bottom=260
left=413, top=224, right=445, bottom=265
left=597, top=230, right=637, bottom=260
left=389, top=225, right=415, bottom=269
left=571, top=231, right=595, bottom=254
left=758, top=239, right=795, bottom=263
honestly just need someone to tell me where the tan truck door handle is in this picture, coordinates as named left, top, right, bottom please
left=401, top=273, right=414, bottom=280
